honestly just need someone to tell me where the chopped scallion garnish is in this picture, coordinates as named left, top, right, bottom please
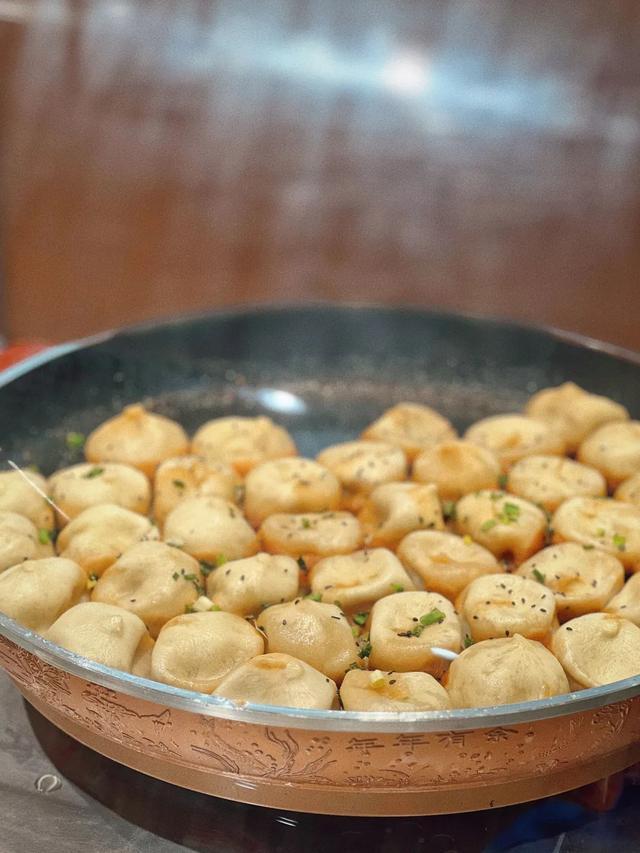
left=613, top=533, right=627, bottom=552
left=83, top=466, right=104, bottom=479
left=66, top=432, right=85, bottom=450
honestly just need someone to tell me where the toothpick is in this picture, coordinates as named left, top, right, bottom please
left=430, top=646, right=459, bottom=661
left=7, top=460, right=70, bottom=522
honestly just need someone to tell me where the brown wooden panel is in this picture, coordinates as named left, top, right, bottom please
left=1, top=0, right=640, bottom=345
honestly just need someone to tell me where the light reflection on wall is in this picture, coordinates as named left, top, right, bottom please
left=9, top=0, right=637, bottom=141
left=158, top=18, right=619, bottom=135
left=250, top=38, right=433, bottom=99
left=381, top=52, right=432, bottom=96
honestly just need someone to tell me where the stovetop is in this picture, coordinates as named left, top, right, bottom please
left=2, top=672, right=640, bottom=853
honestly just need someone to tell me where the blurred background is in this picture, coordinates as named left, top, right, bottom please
left=1, top=0, right=639, bottom=347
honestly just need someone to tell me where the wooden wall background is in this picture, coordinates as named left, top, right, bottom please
left=1, top=0, right=639, bottom=346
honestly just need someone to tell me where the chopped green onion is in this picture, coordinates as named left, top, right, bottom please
left=369, top=671, right=385, bottom=689
left=390, top=583, right=404, bottom=593
left=497, top=473, right=508, bottom=489
left=532, top=568, right=546, bottom=584
left=358, top=638, right=372, bottom=659
left=182, top=572, right=205, bottom=595
left=83, top=466, right=104, bottom=479
left=409, top=608, right=446, bottom=636
left=464, top=634, right=475, bottom=648
left=613, top=533, right=627, bottom=552
left=216, top=554, right=228, bottom=567
left=301, top=518, right=311, bottom=529
left=66, top=432, right=85, bottom=450
left=172, top=479, right=186, bottom=491
left=480, top=519, right=498, bottom=532
left=199, top=560, right=216, bottom=577
left=419, top=608, right=446, bottom=627
left=306, top=592, right=322, bottom=602
left=38, top=528, right=51, bottom=545
left=353, top=612, right=369, bottom=626
left=500, top=502, right=521, bottom=523
left=442, top=500, right=456, bottom=521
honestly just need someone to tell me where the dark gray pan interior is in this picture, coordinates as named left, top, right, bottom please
left=1, top=306, right=638, bottom=474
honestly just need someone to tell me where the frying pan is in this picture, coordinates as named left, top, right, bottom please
left=1, top=305, right=640, bottom=816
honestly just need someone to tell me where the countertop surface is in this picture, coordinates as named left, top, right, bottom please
left=1, top=673, right=181, bottom=853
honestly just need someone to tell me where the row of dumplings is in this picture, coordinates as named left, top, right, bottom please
left=1, top=383, right=640, bottom=712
